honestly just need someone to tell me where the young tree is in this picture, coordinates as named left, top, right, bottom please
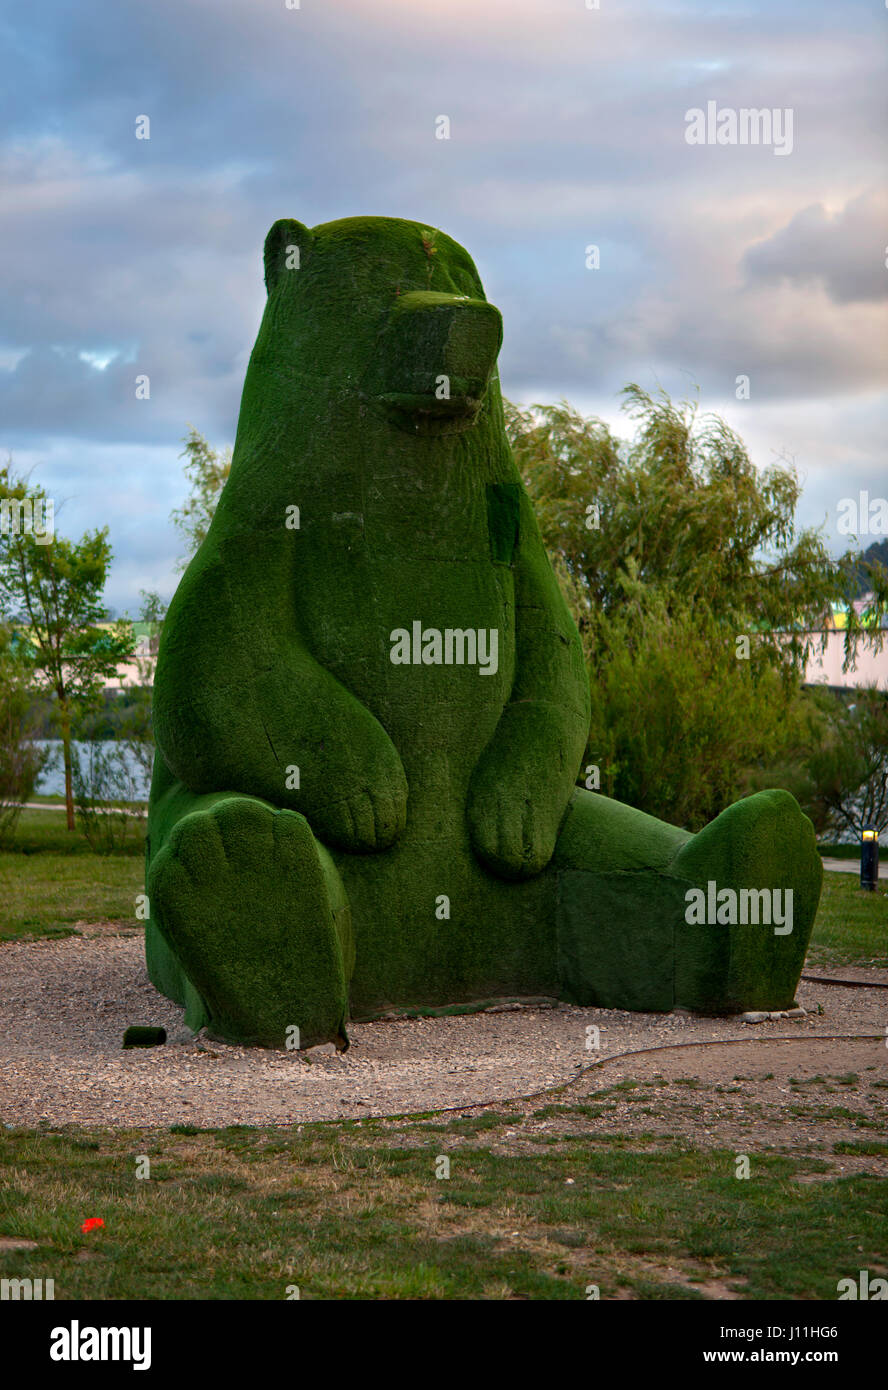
left=116, top=589, right=167, bottom=785
left=0, top=465, right=135, bottom=830
left=170, top=426, right=231, bottom=567
left=0, top=627, right=47, bottom=844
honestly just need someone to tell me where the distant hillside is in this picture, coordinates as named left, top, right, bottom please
left=856, top=538, right=888, bottom=596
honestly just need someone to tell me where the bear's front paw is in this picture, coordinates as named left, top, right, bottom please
left=313, top=783, right=407, bottom=853
left=467, top=785, right=555, bottom=881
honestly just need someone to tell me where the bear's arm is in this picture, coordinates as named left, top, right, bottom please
left=467, top=489, right=590, bottom=880
left=152, top=532, right=407, bottom=853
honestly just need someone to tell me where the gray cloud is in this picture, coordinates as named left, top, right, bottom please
left=0, top=0, right=885, bottom=611
left=743, top=191, right=888, bottom=304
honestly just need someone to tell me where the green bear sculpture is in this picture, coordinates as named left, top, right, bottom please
left=145, top=216, right=823, bottom=1048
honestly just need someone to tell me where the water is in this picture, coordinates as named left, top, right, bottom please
left=32, top=740, right=152, bottom=802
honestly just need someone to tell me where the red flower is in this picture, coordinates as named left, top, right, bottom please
left=81, top=1218, right=104, bottom=1234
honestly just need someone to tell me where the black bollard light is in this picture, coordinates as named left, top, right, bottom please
left=860, top=828, right=879, bottom=892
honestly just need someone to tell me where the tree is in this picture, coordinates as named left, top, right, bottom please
left=170, top=426, right=231, bottom=566
left=72, top=739, right=145, bottom=854
left=581, top=575, right=819, bottom=830
left=507, top=386, right=887, bottom=670
left=0, top=465, right=135, bottom=830
left=116, top=589, right=166, bottom=785
left=803, top=687, right=888, bottom=841
left=854, top=539, right=888, bottom=598
left=505, top=387, right=887, bottom=827
left=0, top=627, right=47, bottom=844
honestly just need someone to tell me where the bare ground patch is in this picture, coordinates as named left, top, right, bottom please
left=0, top=930, right=885, bottom=1131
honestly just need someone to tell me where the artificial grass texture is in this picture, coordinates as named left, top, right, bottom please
left=0, top=817, right=870, bottom=960
left=145, top=216, right=824, bottom=1047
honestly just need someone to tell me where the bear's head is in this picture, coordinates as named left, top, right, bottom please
left=260, top=216, right=503, bottom=437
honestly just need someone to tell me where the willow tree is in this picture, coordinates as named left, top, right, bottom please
left=170, top=427, right=231, bottom=567
left=506, top=386, right=887, bottom=827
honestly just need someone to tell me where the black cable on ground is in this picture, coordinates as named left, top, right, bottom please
left=801, top=973, right=888, bottom=989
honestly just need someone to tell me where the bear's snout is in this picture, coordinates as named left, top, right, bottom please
left=377, top=290, right=503, bottom=434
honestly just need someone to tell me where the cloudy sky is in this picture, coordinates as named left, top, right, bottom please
left=1, top=0, right=885, bottom=614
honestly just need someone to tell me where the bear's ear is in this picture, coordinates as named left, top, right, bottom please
left=263, top=219, right=313, bottom=294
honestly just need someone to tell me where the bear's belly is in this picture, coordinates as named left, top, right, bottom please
left=288, top=535, right=544, bottom=1013
left=294, top=547, right=516, bottom=797
left=338, top=829, right=559, bottom=1017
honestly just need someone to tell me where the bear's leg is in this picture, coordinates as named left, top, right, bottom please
left=551, top=787, right=821, bottom=1014
left=147, top=796, right=353, bottom=1048
left=667, top=789, right=821, bottom=1012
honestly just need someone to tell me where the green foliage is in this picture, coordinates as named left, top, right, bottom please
left=73, top=593, right=165, bottom=791
left=0, top=462, right=135, bottom=830
left=507, top=387, right=887, bottom=662
left=507, top=388, right=885, bottom=828
left=74, top=689, right=150, bottom=742
left=72, top=740, right=144, bottom=854
left=802, top=687, right=888, bottom=839
left=854, top=539, right=888, bottom=598
left=0, top=631, right=47, bottom=844
left=146, top=221, right=821, bottom=1042
left=149, top=217, right=584, bottom=1037
left=170, top=427, right=232, bottom=567
left=583, top=580, right=814, bottom=829
left=116, top=590, right=165, bottom=786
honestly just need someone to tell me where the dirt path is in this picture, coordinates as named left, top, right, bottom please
left=486, top=1036, right=888, bottom=1175
left=1, top=930, right=885, bottom=1129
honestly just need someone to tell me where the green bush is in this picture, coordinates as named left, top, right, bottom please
left=72, top=739, right=144, bottom=854
left=801, top=686, right=888, bottom=840
left=0, top=634, right=47, bottom=845
left=583, top=580, right=814, bottom=830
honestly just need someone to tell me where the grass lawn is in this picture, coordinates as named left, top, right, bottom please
left=0, top=810, right=145, bottom=942
left=1, top=811, right=885, bottom=1302
left=806, top=874, right=888, bottom=969
left=1, top=1101, right=885, bottom=1300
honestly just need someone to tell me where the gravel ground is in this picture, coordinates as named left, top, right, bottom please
left=1, top=930, right=885, bottom=1129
